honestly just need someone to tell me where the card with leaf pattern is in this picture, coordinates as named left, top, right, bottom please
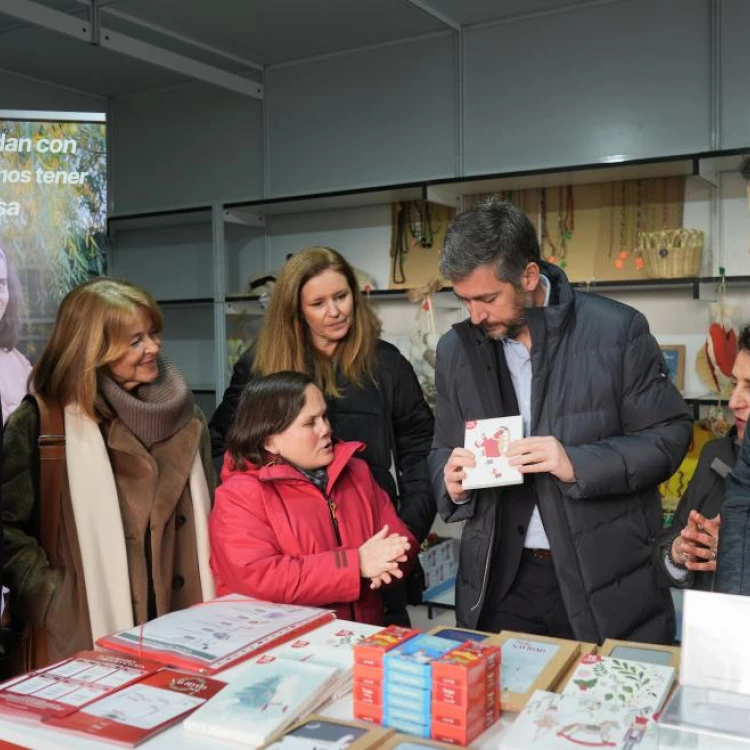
left=560, top=655, right=675, bottom=722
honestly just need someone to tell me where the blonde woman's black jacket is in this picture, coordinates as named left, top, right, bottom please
left=658, top=433, right=736, bottom=592
left=208, top=340, right=436, bottom=543
left=428, top=262, right=693, bottom=643
left=716, top=428, right=750, bottom=595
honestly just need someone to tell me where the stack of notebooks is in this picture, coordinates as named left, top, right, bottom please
left=184, top=654, right=341, bottom=747
left=183, top=619, right=385, bottom=748
left=236, top=619, right=383, bottom=699
left=0, top=651, right=225, bottom=746
left=499, top=653, right=676, bottom=749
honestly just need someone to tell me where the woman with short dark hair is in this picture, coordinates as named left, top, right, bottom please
left=209, top=371, right=417, bottom=625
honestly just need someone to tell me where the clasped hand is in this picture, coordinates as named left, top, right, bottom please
left=358, top=524, right=411, bottom=590
left=671, top=510, right=721, bottom=572
left=443, top=436, right=576, bottom=501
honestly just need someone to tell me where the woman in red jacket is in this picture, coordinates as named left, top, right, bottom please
left=209, top=371, right=418, bottom=624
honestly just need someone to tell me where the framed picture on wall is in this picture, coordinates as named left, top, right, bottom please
left=660, top=344, right=686, bottom=391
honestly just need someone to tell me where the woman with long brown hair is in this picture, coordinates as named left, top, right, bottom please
left=209, top=247, right=435, bottom=625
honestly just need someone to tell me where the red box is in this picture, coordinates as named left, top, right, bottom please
left=431, top=714, right=491, bottom=746
left=353, top=626, right=420, bottom=668
left=353, top=681, right=382, bottom=706
left=432, top=641, right=501, bottom=689
left=353, top=699, right=382, bottom=725
left=433, top=681, right=497, bottom=708
left=431, top=700, right=494, bottom=727
left=352, top=663, right=384, bottom=687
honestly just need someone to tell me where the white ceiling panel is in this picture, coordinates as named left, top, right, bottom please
left=103, top=0, right=447, bottom=65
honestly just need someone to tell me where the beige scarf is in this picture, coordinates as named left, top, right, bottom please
left=64, top=404, right=215, bottom=644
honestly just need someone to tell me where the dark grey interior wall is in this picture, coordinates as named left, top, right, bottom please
left=265, top=31, right=458, bottom=197
left=109, top=81, right=263, bottom=215
left=0, top=69, right=106, bottom=112
left=462, top=0, right=712, bottom=175
left=721, top=0, right=750, bottom=150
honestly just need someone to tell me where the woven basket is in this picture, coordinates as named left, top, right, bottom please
left=636, top=228, right=705, bottom=279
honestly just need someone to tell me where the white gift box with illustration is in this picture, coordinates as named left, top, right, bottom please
left=462, top=415, right=524, bottom=490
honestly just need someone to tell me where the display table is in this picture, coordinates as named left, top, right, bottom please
left=0, top=691, right=517, bottom=749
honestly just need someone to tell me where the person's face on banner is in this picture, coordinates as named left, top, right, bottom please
left=0, top=256, right=10, bottom=322
left=108, top=307, right=161, bottom=391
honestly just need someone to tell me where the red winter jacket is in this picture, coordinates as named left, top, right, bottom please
left=209, top=442, right=418, bottom=625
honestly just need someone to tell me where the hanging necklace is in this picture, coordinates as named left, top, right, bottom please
left=407, top=201, right=438, bottom=249
left=390, top=202, right=408, bottom=284
left=633, top=179, right=645, bottom=271
left=556, top=185, right=574, bottom=268
left=615, top=182, right=629, bottom=270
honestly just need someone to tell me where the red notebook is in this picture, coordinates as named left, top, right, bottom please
left=96, top=595, right=335, bottom=674
left=44, top=669, right=225, bottom=746
left=0, top=650, right=162, bottom=723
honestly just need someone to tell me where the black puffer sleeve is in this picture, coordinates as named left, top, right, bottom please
left=381, top=344, right=436, bottom=542
left=208, top=348, right=254, bottom=462
left=716, top=430, right=750, bottom=594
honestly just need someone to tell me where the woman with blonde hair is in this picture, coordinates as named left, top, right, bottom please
left=2, top=278, right=214, bottom=668
left=209, top=247, right=435, bottom=625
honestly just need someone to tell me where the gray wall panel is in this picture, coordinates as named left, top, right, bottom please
left=463, top=0, right=711, bottom=174
left=110, top=82, right=263, bottom=214
left=0, top=70, right=106, bottom=112
left=721, top=0, right=750, bottom=149
left=265, top=32, right=457, bottom=197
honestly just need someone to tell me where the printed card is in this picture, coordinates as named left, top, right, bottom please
left=561, top=655, right=675, bottom=720
left=463, top=416, right=523, bottom=490
left=501, top=690, right=658, bottom=750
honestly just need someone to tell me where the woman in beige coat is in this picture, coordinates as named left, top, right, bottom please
left=2, top=278, right=214, bottom=668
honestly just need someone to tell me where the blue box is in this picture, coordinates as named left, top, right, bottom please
left=384, top=634, right=455, bottom=681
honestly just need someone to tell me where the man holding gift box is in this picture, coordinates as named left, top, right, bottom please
left=428, top=198, right=692, bottom=644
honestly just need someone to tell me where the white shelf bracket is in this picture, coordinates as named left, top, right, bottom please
left=696, top=159, right=719, bottom=189
left=223, top=208, right=266, bottom=227
left=2, top=0, right=264, bottom=99
left=425, top=185, right=462, bottom=212
left=0, top=0, right=90, bottom=40
left=99, top=28, right=264, bottom=99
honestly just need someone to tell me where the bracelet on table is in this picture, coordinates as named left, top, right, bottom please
left=666, top=532, right=687, bottom=570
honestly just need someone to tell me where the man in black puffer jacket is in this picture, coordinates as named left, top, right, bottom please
left=715, top=155, right=750, bottom=596
left=429, top=199, right=692, bottom=644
